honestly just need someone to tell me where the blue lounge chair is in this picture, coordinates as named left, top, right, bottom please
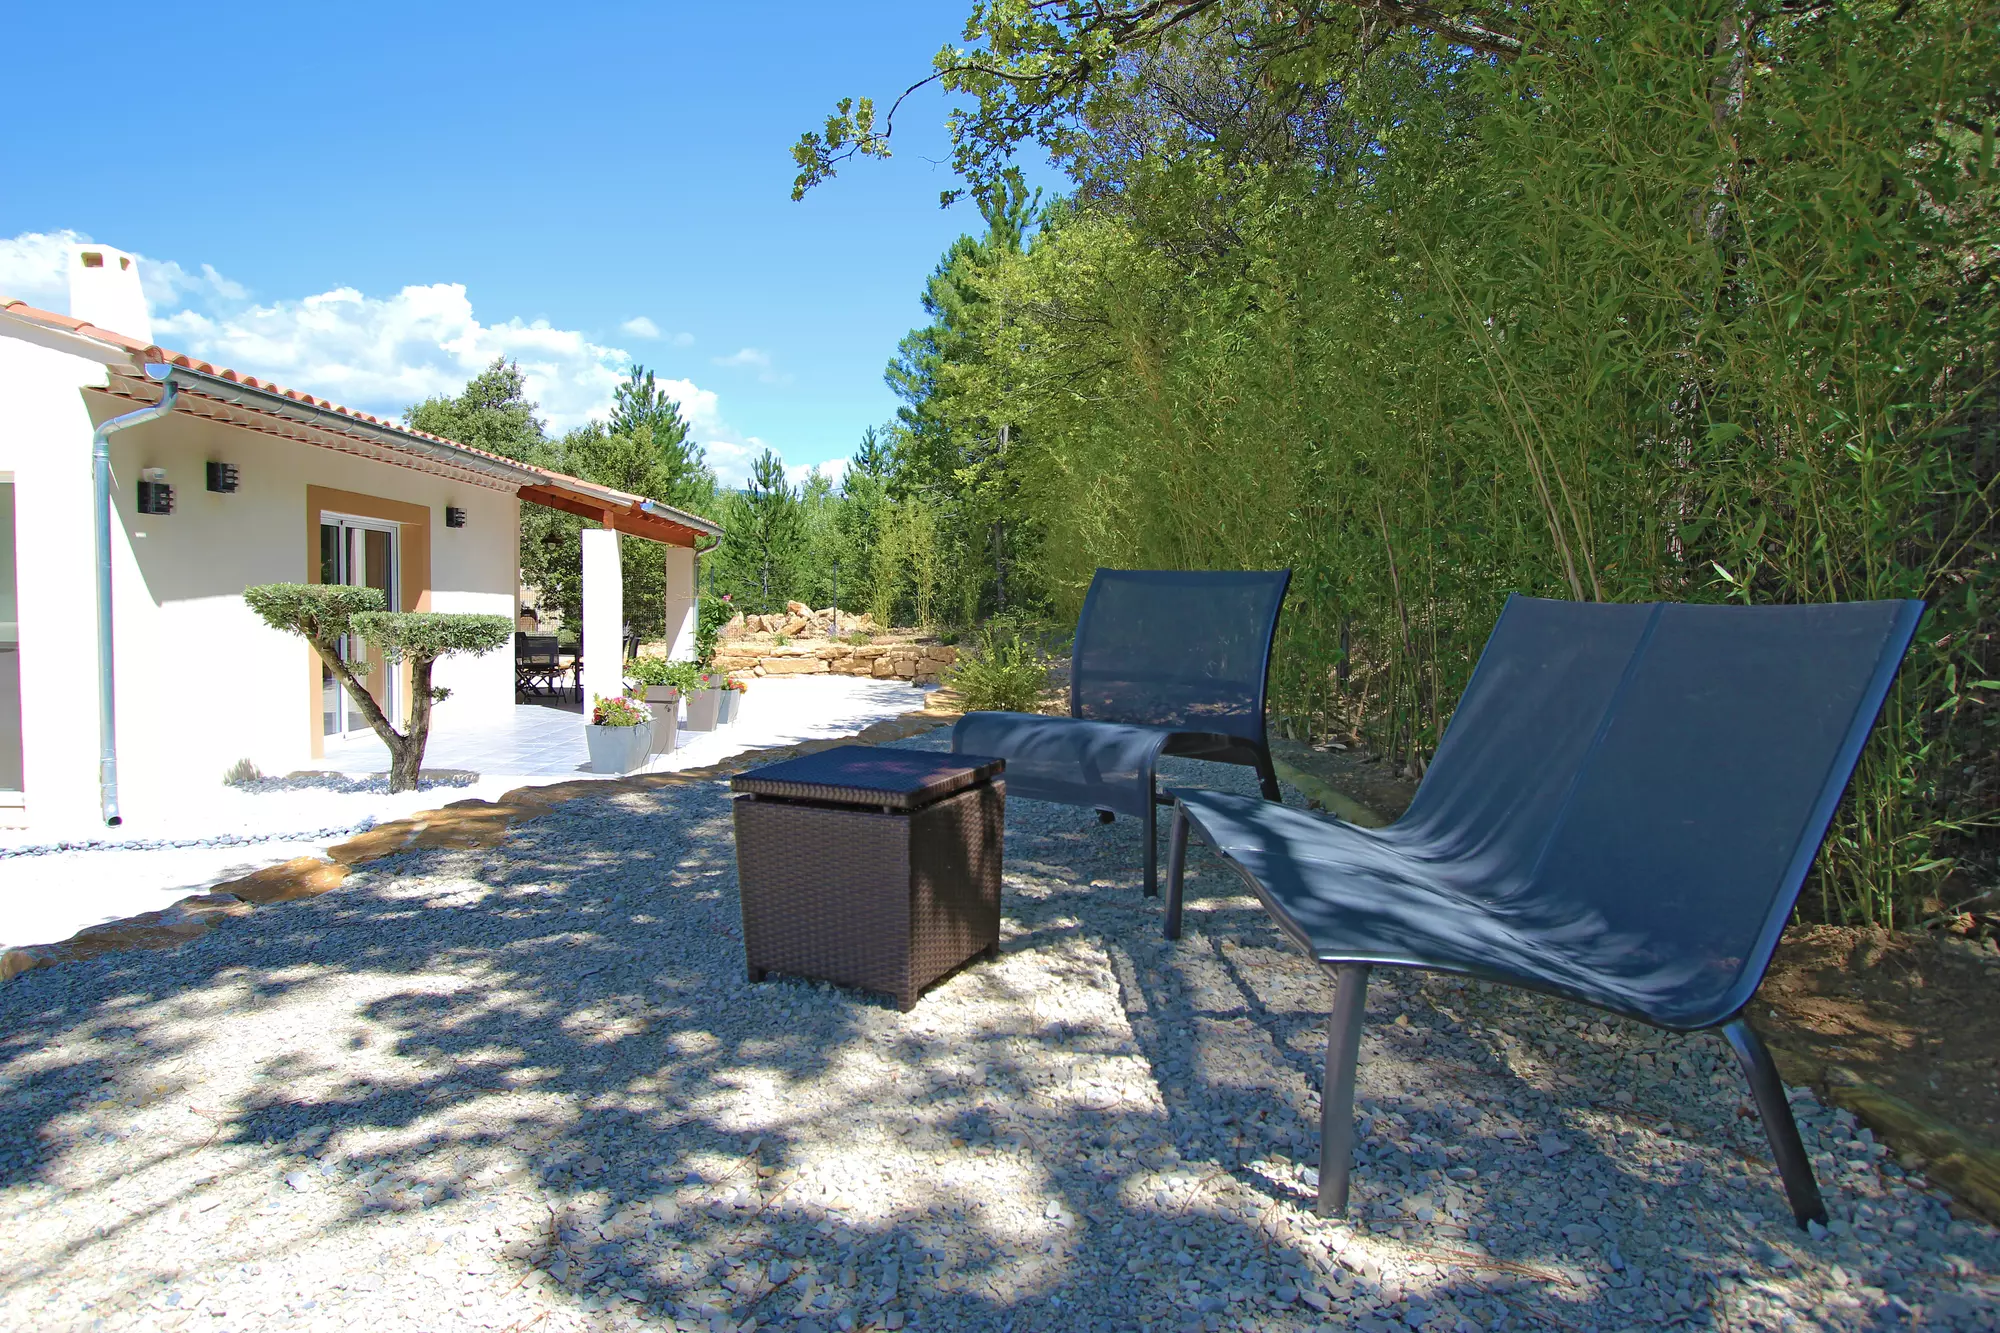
left=1164, top=595, right=1923, bottom=1228
left=953, top=568, right=1291, bottom=895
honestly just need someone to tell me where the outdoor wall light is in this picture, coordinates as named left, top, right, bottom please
left=137, top=467, right=174, bottom=515
left=445, top=506, right=467, bottom=529
left=205, top=461, right=240, bottom=493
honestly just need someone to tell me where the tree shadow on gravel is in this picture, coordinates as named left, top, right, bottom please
left=0, top=757, right=1986, bottom=1333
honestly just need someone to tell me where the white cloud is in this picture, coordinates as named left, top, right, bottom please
left=0, top=230, right=78, bottom=307
left=3, top=228, right=776, bottom=483
left=699, top=440, right=843, bottom=492
left=0, top=228, right=243, bottom=314
left=712, top=345, right=791, bottom=385
left=788, top=458, right=847, bottom=488
left=620, top=316, right=695, bottom=346
left=154, top=283, right=650, bottom=434
left=703, top=437, right=767, bottom=490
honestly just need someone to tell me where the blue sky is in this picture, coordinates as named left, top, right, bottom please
left=0, top=2, right=1035, bottom=486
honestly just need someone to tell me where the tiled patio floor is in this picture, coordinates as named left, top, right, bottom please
left=0, top=676, right=934, bottom=955
left=318, top=675, right=933, bottom=780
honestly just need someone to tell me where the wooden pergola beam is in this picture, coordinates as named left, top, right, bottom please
left=517, top=483, right=708, bottom=547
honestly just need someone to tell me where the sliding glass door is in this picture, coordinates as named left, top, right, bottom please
left=319, top=515, right=398, bottom=738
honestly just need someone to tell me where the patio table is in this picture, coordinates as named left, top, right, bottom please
left=731, top=745, right=1004, bottom=1011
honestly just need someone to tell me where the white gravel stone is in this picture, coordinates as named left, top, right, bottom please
left=0, top=730, right=1993, bottom=1333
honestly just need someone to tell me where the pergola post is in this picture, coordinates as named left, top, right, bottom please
left=664, top=545, right=697, bottom=662
left=580, top=526, right=624, bottom=709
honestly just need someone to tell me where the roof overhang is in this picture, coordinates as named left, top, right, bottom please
left=90, top=361, right=722, bottom=546
left=1, top=296, right=722, bottom=548
left=102, top=362, right=535, bottom=492
left=518, top=480, right=723, bottom=546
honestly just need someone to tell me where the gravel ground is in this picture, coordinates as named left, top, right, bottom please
left=0, top=681, right=929, bottom=955
left=1, top=731, right=1994, bottom=1333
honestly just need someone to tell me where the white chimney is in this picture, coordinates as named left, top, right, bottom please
left=66, top=243, right=153, bottom=344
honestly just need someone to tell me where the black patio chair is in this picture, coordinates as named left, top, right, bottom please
left=1164, top=594, right=1923, bottom=1229
left=515, top=632, right=572, bottom=699
left=952, top=568, right=1290, bottom=896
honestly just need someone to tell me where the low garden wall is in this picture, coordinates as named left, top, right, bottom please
left=713, top=624, right=958, bottom=685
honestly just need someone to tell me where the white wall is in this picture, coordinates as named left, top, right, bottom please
left=0, top=340, right=111, bottom=824
left=0, top=334, right=523, bottom=827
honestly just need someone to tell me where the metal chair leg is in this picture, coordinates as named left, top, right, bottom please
left=1254, top=744, right=1282, bottom=803
left=1317, top=963, right=1372, bottom=1218
left=1164, top=803, right=1190, bottom=940
left=1723, top=1018, right=1828, bottom=1229
left=1141, top=769, right=1159, bottom=898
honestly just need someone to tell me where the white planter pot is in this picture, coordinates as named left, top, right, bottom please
left=716, top=688, right=742, bottom=725
left=643, top=686, right=680, bottom=754
left=585, top=721, right=653, bottom=774
left=684, top=687, right=723, bottom=731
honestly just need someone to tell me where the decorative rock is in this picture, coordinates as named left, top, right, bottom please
left=223, top=856, right=351, bottom=904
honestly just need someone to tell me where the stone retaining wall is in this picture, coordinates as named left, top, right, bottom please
left=715, top=639, right=958, bottom=684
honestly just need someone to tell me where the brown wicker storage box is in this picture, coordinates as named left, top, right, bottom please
left=731, top=746, right=1004, bottom=1011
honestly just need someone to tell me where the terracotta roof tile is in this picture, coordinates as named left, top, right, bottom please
left=0, top=294, right=721, bottom=539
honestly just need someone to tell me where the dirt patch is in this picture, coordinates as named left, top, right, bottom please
left=1269, top=739, right=1420, bottom=824
left=1757, top=925, right=2000, bottom=1153
left=1268, top=738, right=2000, bottom=1160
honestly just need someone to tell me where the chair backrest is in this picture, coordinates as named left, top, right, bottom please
left=1403, top=595, right=1922, bottom=1027
left=1069, top=568, right=1291, bottom=741
left=517, top=632, right=561, bottom=666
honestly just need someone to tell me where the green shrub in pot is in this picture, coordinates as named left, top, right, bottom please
left=626, top=657, right=704, bottom=694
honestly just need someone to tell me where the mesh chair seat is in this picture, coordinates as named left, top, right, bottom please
left=953, top=568, right=1291, bottom=895
left=950, top=713, right=1171, bottom=818
left=1169, top=790, right=1756, bottom=1031
left=1165, top=594, right=1924, bottom=1230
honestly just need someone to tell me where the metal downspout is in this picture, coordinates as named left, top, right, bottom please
left=92, top=364, right=178, bottom=825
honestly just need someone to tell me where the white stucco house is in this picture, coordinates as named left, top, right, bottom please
left=0, top=244, right=720, bottom=829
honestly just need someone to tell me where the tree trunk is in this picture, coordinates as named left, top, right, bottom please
left=1703, top=6, right=1750, bottom=244
left=387, top=658, right=438, bottom=793
left=310, top=636, right=432, bottom=794
left=993, top=519, right=1007, bottom=612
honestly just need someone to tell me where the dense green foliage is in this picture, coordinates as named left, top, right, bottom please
left=349, top=611, right=513, bottom=662
left=625, top=657, right=705, bottom=694
left=410, top=360, right=720, bottom=638
left=944, top=618, right=1052, bottom=713
left=694, top=595, right=735, bottom=670
left=404, top=359, right=548, bottom=460
left=709, top=449, right=807, bottom=610
left=795, top=0, right=1999, bottom=929
left=243, top=583, right=383, bottom=649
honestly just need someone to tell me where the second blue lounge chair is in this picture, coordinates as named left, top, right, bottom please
left=1165, top=595, right=1923, bottom=1229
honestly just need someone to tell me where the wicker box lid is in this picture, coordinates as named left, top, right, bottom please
left=731, top=745, right=1004, bottom=811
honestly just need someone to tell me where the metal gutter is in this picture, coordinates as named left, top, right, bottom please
left=152, top=365, right=724, bottom=536
left=637, top=497, right=723, bottom=538
left=94, top=364, right=179, bottom=826
left=156, top=364, right=541, bottom=486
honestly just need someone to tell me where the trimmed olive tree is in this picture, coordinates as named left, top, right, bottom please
left=244, top=583, right=513, bottom=792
